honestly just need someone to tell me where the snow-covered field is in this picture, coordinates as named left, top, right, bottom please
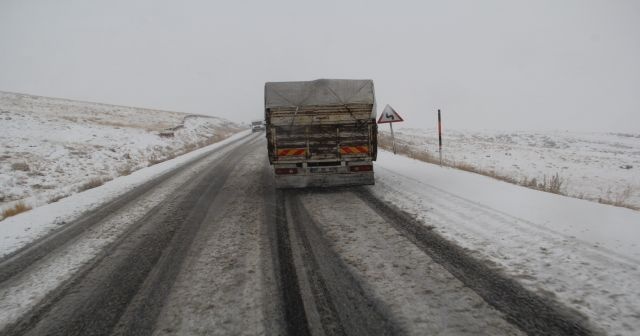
left=383, top=128, right=640, bottom=209
left=0, top=91, right=243, bottom=217
left=373, top=150, right=640, bottom=335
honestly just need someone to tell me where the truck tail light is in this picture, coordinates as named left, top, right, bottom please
left=350, top=165, right=373, bottom=172
left=275, top=168, right=298, bottom=175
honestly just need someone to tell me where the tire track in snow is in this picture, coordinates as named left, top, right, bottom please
left=0, top=136, right=259, bottom=336
left=376, top=166, right=640, bottom=268
left=374, top=167, right=640, bottom=333
left=355, top=187, right=602, bottom=336
left=0, top=132, right=253, bottom=283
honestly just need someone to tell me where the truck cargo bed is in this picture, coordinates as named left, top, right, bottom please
left=264, top=79, right=378, bottom=189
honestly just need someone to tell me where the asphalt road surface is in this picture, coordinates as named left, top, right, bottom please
left=0, top=134, right=600, bottom=336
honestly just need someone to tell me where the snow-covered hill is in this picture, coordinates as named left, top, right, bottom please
left=0, top=91, right=243, bottom=217
left=382, top=128, right=640, bottom=209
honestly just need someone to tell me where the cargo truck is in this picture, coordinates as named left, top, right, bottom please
left=251, top=120, right=265, bottom=132
left=264, top=79, right=378, bottom=188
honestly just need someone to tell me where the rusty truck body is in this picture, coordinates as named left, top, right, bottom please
left=264, top=79, right=378, bottom=188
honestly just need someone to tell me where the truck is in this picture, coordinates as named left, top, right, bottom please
left=251, top=120, right=265, bottom=132
left=264, top=79, right=378, bottom=188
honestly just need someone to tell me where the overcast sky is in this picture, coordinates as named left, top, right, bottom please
left=1, top=0, right=639, bottom=132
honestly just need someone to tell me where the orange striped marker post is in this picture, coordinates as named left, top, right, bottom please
left=438, top=109, right=442, bottom=166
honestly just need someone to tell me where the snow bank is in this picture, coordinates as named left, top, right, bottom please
left=373, top=150, right=640, bottom=335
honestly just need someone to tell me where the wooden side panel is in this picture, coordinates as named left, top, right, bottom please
left=266, top=104, right=377, bottom=164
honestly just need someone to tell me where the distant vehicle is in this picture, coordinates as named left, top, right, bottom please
left=264, top=79, right=378, bottom=188
left=251, top=120, right=265, bottom=132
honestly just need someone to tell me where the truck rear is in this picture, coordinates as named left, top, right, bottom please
left=251, top=120, right=265, bottom=132
left=265, top=79, right=378, bottom=188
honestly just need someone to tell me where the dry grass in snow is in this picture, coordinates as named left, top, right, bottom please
left=1, top=201, right=31, bottom=220
left=378, top=130, right=639, bottom=210
left=78, top=177, right=107, bottom=191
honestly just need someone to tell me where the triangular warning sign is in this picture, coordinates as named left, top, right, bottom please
left=377, top=105, right=404, bottom=123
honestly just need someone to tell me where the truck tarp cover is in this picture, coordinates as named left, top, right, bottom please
left=265, top=79, right=375, bottom=114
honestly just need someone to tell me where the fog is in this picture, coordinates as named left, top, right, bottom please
left=1, top=0, right=639, bottom=132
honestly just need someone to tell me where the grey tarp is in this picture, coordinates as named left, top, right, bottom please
left=264, top=79, right=375, bottom=110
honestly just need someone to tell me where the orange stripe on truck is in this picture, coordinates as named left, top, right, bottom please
left=340, top=146, right=368, bottom=155
left=277, top=148, right=306, bottom=156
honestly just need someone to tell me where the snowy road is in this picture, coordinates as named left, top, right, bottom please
left=0, top=134, right=610, bottom=335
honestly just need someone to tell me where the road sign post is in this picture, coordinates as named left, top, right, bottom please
left=377, top=105, right=404, bottom=155
left=389, top=122, right=396, bottom=154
